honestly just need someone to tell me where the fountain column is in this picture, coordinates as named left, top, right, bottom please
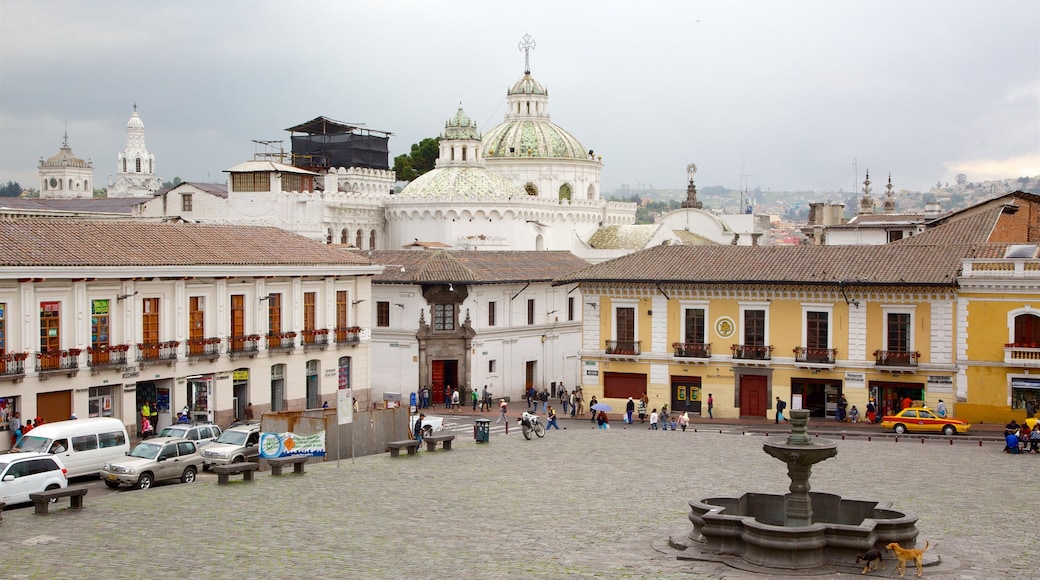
left=762, top=409, right=837, bottom=527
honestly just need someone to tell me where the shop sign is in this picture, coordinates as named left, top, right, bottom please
left=122, top=367, right=139, bottom=379
left=844, top=372, right=865, bottom=383
left=233, top=369, right=249, bottom=381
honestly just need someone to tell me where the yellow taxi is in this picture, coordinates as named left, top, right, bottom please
left=881, top=407, right=971, bottom=435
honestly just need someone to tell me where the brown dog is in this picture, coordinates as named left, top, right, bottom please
left=885, top=541, right=931, bottom=577
left=855, top=549, right=884, bottom=574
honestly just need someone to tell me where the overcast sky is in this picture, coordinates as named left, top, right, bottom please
left=1, top=1, right=1037, bottom=196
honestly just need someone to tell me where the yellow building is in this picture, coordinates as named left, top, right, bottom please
left=556, top=192, right=1040, bottom=425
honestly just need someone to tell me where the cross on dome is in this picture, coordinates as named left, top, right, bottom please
left=518, top=34, right=536, bottom=74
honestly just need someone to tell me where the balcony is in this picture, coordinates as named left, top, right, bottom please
left=793, top=346, right=837, bottom=367
left=138, top=341, right=179, bottom=366
left=0, top=352, right=28, bottom=382
left=87, top=344, right=130, bottom=372
left=335, top=327, right=361, bottom=347
left=36, top=348, right=82, bottom=377
left=229, top=335, right=261, bottom=359
left=1004, top=343, right=1040, bottom=367
left=266, top=331, right=297, bottom=354
left=302, top=329, right=330, bottom=351
left=186, top=337, right=222, bottom=362
left=673, top=342, right=711, bottom=360
left=873, top=349, right=919, bottom=372
left=605, top=339, right=641, bottom=357
left=731, top=344, right=774, bottom=361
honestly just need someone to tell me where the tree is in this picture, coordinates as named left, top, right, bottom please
left=393, top=137, right=440, bottom=182
left=0, top=181, right=22, bottom=197
left=162, top=177, right=183, bottom=189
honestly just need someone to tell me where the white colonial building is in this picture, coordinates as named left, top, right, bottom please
left=38, top=133, right=94, bottom=199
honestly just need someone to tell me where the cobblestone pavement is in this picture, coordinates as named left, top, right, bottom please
left=3, top=420, right=1032, bottom=579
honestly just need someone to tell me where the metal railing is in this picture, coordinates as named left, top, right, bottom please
left=793, top=346, right=837, bottom=364
left=873, top=349, right=920, bottom=367
left=137, top=341, right=180, bottom=364
left=731, top=344, right=773, bottom=360
left=36, top=348, right=82, bottom=372
left=673, top=342, right=711, bottom=358
left=87, top=344, right=130, bottom=369
left=605, top=340, right=641, bottom=356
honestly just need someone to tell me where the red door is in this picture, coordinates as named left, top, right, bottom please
left=740, top=375, right=767, bottom=417
left=431, top=361, right=445, bottom=405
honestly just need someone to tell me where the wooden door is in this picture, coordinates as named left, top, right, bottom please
left=431, top=360, right=445, bottom=405
left=740, top=375, right=768, bottom=417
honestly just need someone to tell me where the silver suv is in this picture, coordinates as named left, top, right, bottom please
left=201, top=422, right=260, bottom=469
left=157, top=422, right=222, bottom=448
left=101, top=437, right=203, bottom=490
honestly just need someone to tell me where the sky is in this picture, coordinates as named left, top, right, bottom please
left=1, top=0, right=1037, bottom=196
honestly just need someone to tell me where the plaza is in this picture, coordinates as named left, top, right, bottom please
left=3, top=422, right=1032, bottom=579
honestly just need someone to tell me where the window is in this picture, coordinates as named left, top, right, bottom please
left=268, top=294, right=282, bottom=334
left=489, top=360, right=497, bottom=373
left=181, top=193, right=192, bottom=212
left=177, top=441, right=195, bottom=456
left=336, top=291, right=349, bottom=328
left=189, top=297, right=204, bottom=341
left=369, top=230, right=377, bottom=250
left=356, top=229, right=363, bottom=249
left=231, top=172, right=270, bottom=192
left=684, top=308, right=705, bottom=344
left=488, top=301, right=496, bottom=327
left=887, top=312, right=910, bottom=352
left=135, top=158, right=141, bottom=173
left=40, top=301, right=60, bottom=353
left=91, top=300, right=109, bottom=348
left=230, top=294, right=245, bottom=337
left=303, top=292, right=316, bottom=332
left=434, top=304, right=455, bottom=331
left=377, top=301, right=390, bottom=327
left=743, top=309, right=766, bottom=346
left=98, top=431, right=125, bottom=448
left=806, top=311, right=828, bottom=349
left=568, top=297, right=575, bottom=321
left=71, top=434, right=98, bottom=452
left=527, top=299, right=535, bottom=325
left=282, top=173, right=303, bottom=192
left=616, top=307, right=635, bottom=342
left=340, top=229, right=348, bottom=245
left=1013, top=313, right=1040, bottom=345
left=141, top=298, right=159, bottom=344
left=122, top=159, right=127, bottom=173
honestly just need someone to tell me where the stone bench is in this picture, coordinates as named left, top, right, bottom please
left=387, top=440, right=420, bottom=457
left=29, top=487, right=88, bottom=515
left=425, top=433, right=456, bottom=452
left=268, top=455, right=310, bottom=476
left=213, top=461, right=259, bottom=485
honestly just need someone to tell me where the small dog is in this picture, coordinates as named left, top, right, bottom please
left=855, top=549, right=884, bottom=574
left=885, top=541, right=931, bottom=577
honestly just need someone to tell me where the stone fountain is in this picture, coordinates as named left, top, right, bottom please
left=672, top=409, right=924, bottom=573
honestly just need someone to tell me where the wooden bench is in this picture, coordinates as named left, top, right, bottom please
left=268, top=455, right=310, bottom=476
left=213, top=462, right=259, bottom=485
left=29, top=487, right=88, bottom=515
left=387, top=439, right=420, bottom=457
left=425, top=433, right=456, bottom=452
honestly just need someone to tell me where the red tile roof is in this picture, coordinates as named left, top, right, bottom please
left=0, top=219, right=372, bottom=267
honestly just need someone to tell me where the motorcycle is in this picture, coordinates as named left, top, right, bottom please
left=517, top=411, right=546, bottom=440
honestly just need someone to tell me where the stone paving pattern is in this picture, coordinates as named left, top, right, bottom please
left=2, top=417, right=1033, bottom=579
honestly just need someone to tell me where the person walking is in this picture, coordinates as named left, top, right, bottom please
left=471, top=388, right=479, bottom=412
left=707, top=393, right=714, bottom=419
left=451, top=388, right=460, bottom=413
left=546, top=405, right=559, bottom=430
left=569, top=390, right=576, bottom=417
left=936, top=399, right=947, bottom=418
left=480, top=386, right=489, bottom=412
left=413, top=413, right=426, bottom=451
left=560, top=387, right=569, bottom=415
left=625, top=397, right=635, bottom=424
left=637, top=398, right=647, bottom=423
left=539, top=388, right=549, bottom=414
left=496, top=399, right=508, bottom=423
left=588, top=396, right=598, bottom=423
left=678, top=412, right=688, bottom=431
left=649, top=408, right=659, bottom=430
left=445, top=385, right=452, bottom=410
left=575, top=389, right=585, bottom=417
left=775, top=396, right=788, bottom=424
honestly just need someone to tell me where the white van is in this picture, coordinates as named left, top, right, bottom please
left=13, top=418, right=130, bottom=478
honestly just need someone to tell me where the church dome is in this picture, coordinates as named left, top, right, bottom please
left=397, top=166, right=522, bottom=198
left=126, top=110, right=145, bottom=130
left=509, top=73, right=547, bottom=96
left=42, top=145, right=90, bottom=168
left=444, top=105, right=479, bottom=141
left=481, top=118, right=589, bottom=160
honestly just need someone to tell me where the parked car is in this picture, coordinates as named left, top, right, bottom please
left=881, top=407, right=972, bottom=435
left=100, top=437, right=203, bottom=490
left=408, top=414, right=444, bottom=435
left=11, top=417, right=130, bottom=478
left=157, top=422, right=222, bottom=448
left=201, top=422, right=260, bottom=469
left=0, top=452, right=68, bottom=506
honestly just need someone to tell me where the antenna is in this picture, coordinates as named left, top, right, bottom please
left=739, top=161, right=753, bottom=213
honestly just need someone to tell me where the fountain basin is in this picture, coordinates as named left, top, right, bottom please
left=677, top=492, right=919, bottom=571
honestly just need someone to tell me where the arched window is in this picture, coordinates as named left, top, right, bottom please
left=122, top=158, right=127, bottom=172
left=369, top=230, right=377, bottom=250
left=356, top=229, right=363, bottom=249
left=135, top=158, right=141, bottom=173
left=149, top=159, right=153, bottom=173
left=68, top=179, right=72, bottom=190
left=340, top=229, right=348, bottom=244
left=587, top=184, right=595, bottom=200
left=326, top=228, right=333, bottom=244
left=1013, top=313, right=1040, bottom=345
left=558, top=183, right=572, bottom=201
left=535, top=234, right=544, bottom=251
left=524, top=182, right=538, bottom=196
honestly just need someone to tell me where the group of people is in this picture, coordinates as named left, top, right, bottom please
left=1004, top=419, right=1040, bottom=454
left=8, top=412, right=47, bottom=445
left=414, top=385, right=464, bottom=413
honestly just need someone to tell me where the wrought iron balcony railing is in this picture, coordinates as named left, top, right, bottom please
left=793, top=346, right=837, bottom=364
left=335, top=327, right=361, bottom=346
left=731, top=344, right=773, bottom=360
left=266, top=331, right=297, bottom=353
left=1, top=352, right=28, bottom=378
left=137, top=341, right=180, bottom=364
left=605, top=340, right=641, bottom=356
left=873, top=349, right=920, bottom=367
left=186, top=337, right=222, bottom=359
left=87, top=344, right=130, bottom=369
left=302, top=329, right=330, bottom=349
left=229, top=335, right=261, bottom=357
left=673, top=342, right=711, bottom=358
left=36, top=348, right=82, bottom=373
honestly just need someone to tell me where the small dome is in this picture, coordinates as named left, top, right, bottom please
left=443, top=105, right=480, bottom=141
left=481, top=119, right=589, bottom=160
left=397, top=166, right=523, bottom=198
left=42, top=145, right=90, bottom=168
left=127, top=111, right=145, bottom=130
left=509, top=73, right=547, bottom=96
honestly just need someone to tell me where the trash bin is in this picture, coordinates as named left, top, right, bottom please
left=474, top=418, right=490, bottom=443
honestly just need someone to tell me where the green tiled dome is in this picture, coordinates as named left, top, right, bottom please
left=481, top=119, right=588, bottom=160
left=397, top=166, right=522, bottom=198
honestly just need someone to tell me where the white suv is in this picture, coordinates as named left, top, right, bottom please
left=157, top=422, right=222, bottom=448
left=201, top=422, right=260, bottom=469
left=0, top=452, right=68, bottom=505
